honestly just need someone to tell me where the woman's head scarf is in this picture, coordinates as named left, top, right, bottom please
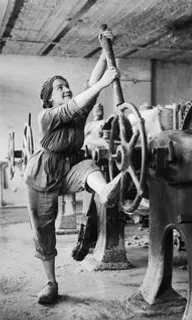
left=40, top=75, right=70, bottom=109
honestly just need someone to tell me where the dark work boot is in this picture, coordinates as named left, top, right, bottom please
left=72, top=198, right=98, bottom=261
left=71, top=223, right=90, bottom=261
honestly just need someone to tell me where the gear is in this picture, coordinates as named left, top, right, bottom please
left=180, top=100, right=192, bottom=130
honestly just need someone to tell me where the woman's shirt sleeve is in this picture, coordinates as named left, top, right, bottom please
left=39, top=81, right=98, bottom=133
left=38, top=98, right=88, bottom=132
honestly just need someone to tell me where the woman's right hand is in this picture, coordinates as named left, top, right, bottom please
left=99, top=66, right=120, bottom=88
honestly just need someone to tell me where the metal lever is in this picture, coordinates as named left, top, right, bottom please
left=100, top=24, right=124, bottom=106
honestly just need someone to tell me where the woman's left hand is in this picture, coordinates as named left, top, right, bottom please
left=102, top=28, right=113, bottom=41
left=98, top=27, right=114, bottom=45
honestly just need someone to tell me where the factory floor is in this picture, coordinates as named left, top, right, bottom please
left=0, top=205, right=188, bottom=320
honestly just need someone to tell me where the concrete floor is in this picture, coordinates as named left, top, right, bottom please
left=0, top=206, right=189, bottom=320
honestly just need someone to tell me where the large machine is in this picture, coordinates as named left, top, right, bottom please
left=73, top=26, right=192, bottom=320
left=126, top=126, right=192, bottom=319
left=72, top=25, right=148, bottom=269
left=0, top=113, right=34, bottom=207
left=7, top=112, right=34, bottom=179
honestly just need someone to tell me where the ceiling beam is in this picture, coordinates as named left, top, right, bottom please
left=0, top=0, right=25, bottom=53
left=41, top=0, right=97, bottom=56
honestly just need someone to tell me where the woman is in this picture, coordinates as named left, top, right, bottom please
left=24, top=29, right=121, bottom=304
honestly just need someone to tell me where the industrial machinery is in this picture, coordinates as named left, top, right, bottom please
left=5, top=24, right=192, bottom=319
left=7, top=112, right=34, bottom=178
left=72, top=25, right=148, bottom=269
left=74, top=26, right=192, bottom=320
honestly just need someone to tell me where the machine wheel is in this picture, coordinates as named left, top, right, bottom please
left=7, top=131, right=23, bottom=179
left=22, top=113, right=34, bottom=171
left=109, top=102, right=148, bottom=213
left=181, top=101, right=192, bottom=130
left=7, top=131, right=15, bottom=179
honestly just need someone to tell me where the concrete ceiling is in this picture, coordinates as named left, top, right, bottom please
left=1, top=0, right=192, bottom=61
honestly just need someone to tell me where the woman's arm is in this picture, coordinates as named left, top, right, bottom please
left=88, top=50, right=107, bottom=87
left=88, top=29, right=113, bottom=87
left=39, top=67, right=119, bottom=132
left=74, top=67, right=118, bottom=108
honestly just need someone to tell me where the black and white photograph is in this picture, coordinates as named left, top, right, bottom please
left=0, top=1, right=192, bottom=319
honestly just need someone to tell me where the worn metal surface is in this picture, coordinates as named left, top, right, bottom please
left=1, top=0, right=192, bottom=61
left=81, top=194, right=133, bottom=271
left=128, top=129, right=192, bottom=319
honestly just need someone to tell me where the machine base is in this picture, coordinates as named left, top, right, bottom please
left=125, top=289, right=186, bottom=317
left=80, top=255, right=134, bottom=271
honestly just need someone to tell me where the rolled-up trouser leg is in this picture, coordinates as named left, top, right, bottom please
left=26, top=186, right=59, bottom=260
left=59, top=159, right=101, bottom=194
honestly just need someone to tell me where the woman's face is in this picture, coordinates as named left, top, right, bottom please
left=51, top=78, right=72, bottom=106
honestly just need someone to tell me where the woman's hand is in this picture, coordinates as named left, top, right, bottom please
left=101, top=28, right=113, bottom=41
left=99, top=66, right=120, bottom=88
left=98, top=28, right=113, bottom=48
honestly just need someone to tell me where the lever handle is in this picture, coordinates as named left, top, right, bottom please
left=100, top=24, right=124, bottom=106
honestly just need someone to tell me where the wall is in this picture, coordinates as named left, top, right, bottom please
left=0, top=55, right=108, bottom=160
left=154, top=60, right=192, bottom=106
left=117, top=58, right=151, bottom=107
left=0, top=55, right=151, bottom=161
left=1, top=55, right=192, bottom=164
left=2, top=54, right=192, bottom=206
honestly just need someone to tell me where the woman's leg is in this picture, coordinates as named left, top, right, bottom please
left=27, top=186, right=59, bottom=304
left=41, top=258, right=56, bottom=283
left=37, top=258, right=58, bottom=304
left=61, top=160, right=121, bottom=207
left=60, top=160, right=121, bottom=263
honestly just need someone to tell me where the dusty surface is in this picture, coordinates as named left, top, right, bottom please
left=0, top=207, right=188, bottom=320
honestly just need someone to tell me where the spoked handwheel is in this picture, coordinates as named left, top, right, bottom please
left=7, top=131, right=16, bottom=179
left=181, top=100, right=192, bottom=130
left=22, top=113, right=34, bottom=171
left=109, top=102, right=148, bottom=214
left=7, top=131, right=23, bottom=179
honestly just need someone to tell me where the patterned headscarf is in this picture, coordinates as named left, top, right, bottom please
left=40, top=75, right=70, bottom=109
